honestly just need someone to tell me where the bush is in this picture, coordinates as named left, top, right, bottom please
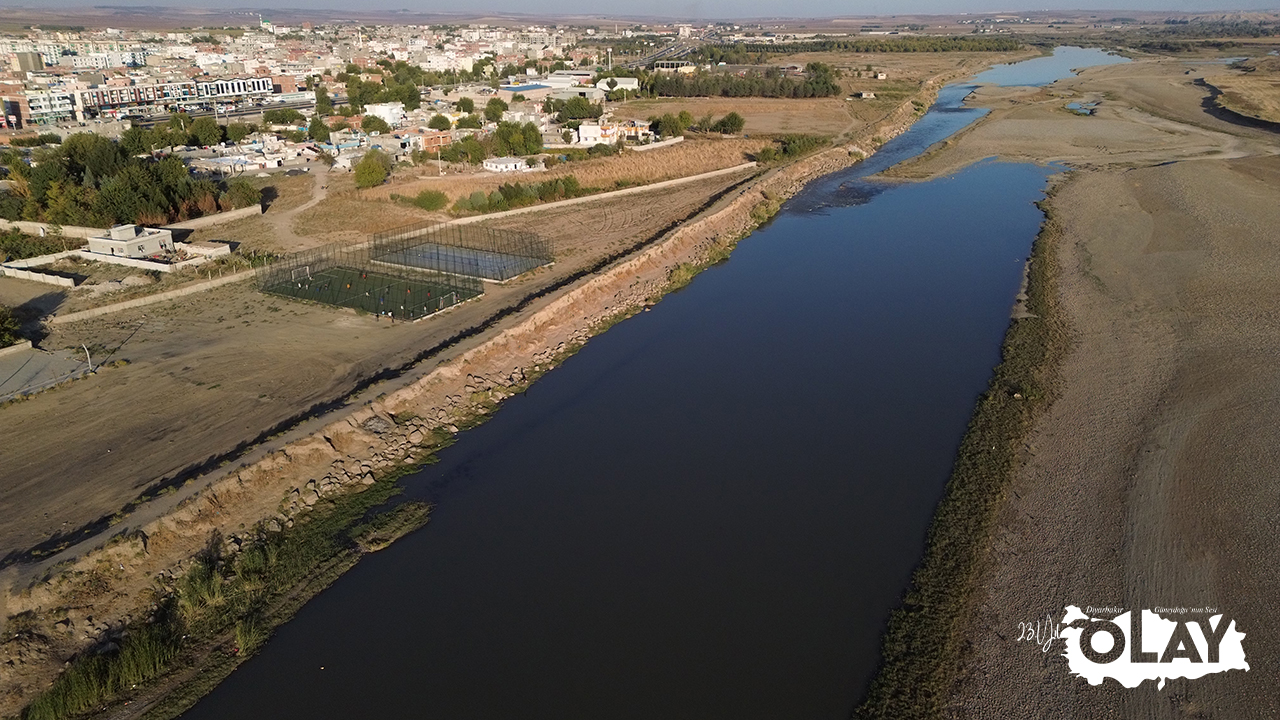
left=0, top=228, right=69, bottom=262
left=361, top=115, right=392, bottom=134
left=588, top=143, right=615, bottom=157
left=711, top=112, right=746, bottom=134
left=392, top=189, right=448, bottom=212
left=222, top=179, right=262, bottom=210
left=354, top=149, right=391, bottom=188
left=0, top=305, right=21, bottom=347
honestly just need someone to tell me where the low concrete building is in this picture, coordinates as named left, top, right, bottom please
left=549, top=87, right=606, bottom=103
left=86, top=224, right=174, bottom=258
left=482, top=156, right=527, bottom=173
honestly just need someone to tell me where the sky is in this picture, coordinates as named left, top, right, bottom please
left=5, top=0, right=1279, bottom=19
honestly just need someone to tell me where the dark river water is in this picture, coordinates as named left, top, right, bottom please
left=180, top=51, right=1116, bottom=720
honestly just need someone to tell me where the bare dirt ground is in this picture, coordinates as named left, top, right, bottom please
left=894, top=57, right=1280, bottom=716
left=0, top=172, right=750, bottom=563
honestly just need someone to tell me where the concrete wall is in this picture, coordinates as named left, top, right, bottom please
left=0, top=340, right=33, bottom=358
left=630, top=136, right=685, bottom=153
left=50, top=270, right=255, bottom=325
left=1, top=221, right=103, bottom=239
left=0, top=267, right=76, bottom=287
left=165, top=203, right=263, bottom=231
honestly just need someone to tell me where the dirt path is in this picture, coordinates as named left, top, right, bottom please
left=268, top=170, right=330, bottom=252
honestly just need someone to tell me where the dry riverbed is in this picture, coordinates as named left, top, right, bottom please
left=860, top=54, right=1280, bottom=718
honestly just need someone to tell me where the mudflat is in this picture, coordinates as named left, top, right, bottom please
left=916, top=58, right=1280, bottom=715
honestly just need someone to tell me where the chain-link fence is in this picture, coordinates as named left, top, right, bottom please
left=370, top=221, right=553, bottom=282
left=257, top=242, right=483, bottom=320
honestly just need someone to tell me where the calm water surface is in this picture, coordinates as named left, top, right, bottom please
left=181, top=52, right=1117, bottom=720
left=972, top=45, right=1130, bottom=87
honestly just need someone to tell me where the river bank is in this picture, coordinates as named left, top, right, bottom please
left=857, top=53, right=1280, bottom=718
left=0, top=73, right=952, bottom=719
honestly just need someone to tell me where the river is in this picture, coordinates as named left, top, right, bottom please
left=179, top=49, right=1120, bottom=720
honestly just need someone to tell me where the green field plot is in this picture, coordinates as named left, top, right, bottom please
left=261, top=265, right=480, bottom=320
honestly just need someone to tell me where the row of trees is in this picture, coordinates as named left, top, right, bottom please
left=0, top=133, right=260, bottom=226
left=651, top=62, right=842, bottom=99
left=650, top=111, right=747, bottom=137
left=452, top=176, right=586, bottom=214
left=696, top=35, right=1022, bottom=57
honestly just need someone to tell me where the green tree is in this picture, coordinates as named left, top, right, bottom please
left=167, top=112, right=193, bottom=136
left=484, top=97, right=509, bottom=122
left=361, top=115, right=392, bottom=134
left=427, top=114, right=452, bottom=131
left=263, top=108, right=305, bottom=125
left=316, top=87, right=333, bottom=115
left=225, top=122, right=254, bottom=143
left=455, top=114, right=482, bottom=129
left=189, top=116, right=224, bottom=147
left=457, top=96, right=475, bottom=113
left=308, top=117, right=331, bottom=142
left=354, top=149, right=391, bottom=188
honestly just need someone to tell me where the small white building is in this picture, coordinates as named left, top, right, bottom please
left=364, top=101, right=407, bottom=128
left=482, top=156, right=527, bottom=173
left=596, top=77, right=640, bottom=92
left=87, top=225, right=175, bottom=258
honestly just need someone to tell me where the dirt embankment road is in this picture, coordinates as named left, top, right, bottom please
left=904, top=58, right=1280, bottom=716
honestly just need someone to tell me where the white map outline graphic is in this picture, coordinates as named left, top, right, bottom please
left=1060, top=606, right=1249, bottom=689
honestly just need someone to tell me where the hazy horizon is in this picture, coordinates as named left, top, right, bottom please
left=2, top=0, right=1278, bottom=21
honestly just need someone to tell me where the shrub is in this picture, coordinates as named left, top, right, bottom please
left=354, top=149, right=391, bottom=188
left=392, top=189, right=448, bottom=212
left=221, top=179, right=262, bottom=209
left=711, top=112, right=746, bottom=134
left=0, top=305, right=21, bottom=347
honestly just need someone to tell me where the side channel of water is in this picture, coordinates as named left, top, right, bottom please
left=180, top=50, right=1116, bottom=720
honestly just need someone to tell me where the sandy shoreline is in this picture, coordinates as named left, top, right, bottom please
left=858, top=55, right=1280, bottom=718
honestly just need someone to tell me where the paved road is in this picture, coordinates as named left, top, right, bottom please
left=0, top=346, right=88, bottom=401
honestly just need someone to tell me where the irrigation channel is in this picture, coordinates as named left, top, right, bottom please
left=181, top=48, right=1125, bottom=719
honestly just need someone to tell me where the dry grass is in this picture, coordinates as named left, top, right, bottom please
left=252, top=172, right=316, bottom=214
left=365, top=137, right=762, bottom=206
left=185, top=215, right=277, bottom=254
left=1206, top=58, right=1280, bottom=124
left=291, top=191, right=437, bottom=246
